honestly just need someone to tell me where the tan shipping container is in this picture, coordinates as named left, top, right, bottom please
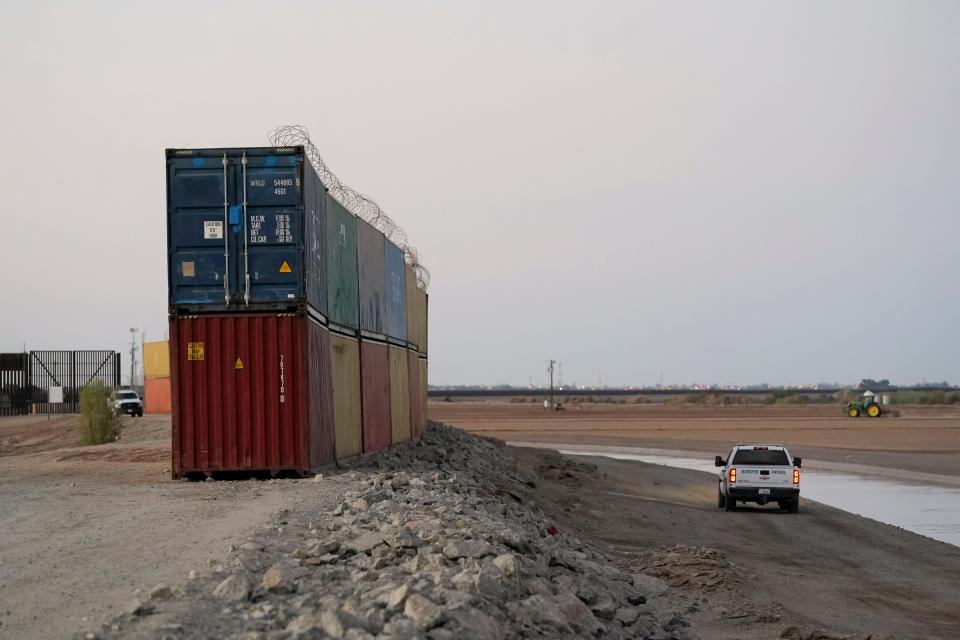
left=143, top=340, right=171, bottom=378
left=405, top=268, right=428, bottom=355
left=389, top=345, right=411, bottom=444
left=330, top=333, right=362, bottom=459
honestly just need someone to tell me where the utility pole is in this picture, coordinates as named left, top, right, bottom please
left=548, top=360, right=556, bottom=409
left=129, top=327, right=139, bottom=388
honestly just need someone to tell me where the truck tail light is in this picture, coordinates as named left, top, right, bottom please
left=793, top=469, right=800, bottom=485
left=729, top=468, right=737, bottom=483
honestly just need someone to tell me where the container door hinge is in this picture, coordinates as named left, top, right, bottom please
left=222, top=153, right=230, bottom=305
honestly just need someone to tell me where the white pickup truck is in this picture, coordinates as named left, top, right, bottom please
left=715, top=444, right=801, bottom=513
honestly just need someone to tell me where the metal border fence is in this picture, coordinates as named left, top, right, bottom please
left=0, top=351, right=120, bottom=415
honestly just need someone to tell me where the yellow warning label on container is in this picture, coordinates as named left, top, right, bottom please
left=234, top=357, right=244, bottom=370
left=187, top=342, right=204, bottom=361
left=279, top=260, right=292, bottom=273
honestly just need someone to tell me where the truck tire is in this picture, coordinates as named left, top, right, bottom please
left=717, top=486, right=726, bottom=509
left=787, top=498, right=799, bottom=514
left=724, top=493, right=736, bottom=512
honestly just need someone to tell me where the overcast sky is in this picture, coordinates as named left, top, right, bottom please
left=1, top=1, right=957, bottom=387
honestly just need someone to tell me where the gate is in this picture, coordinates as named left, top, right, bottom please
left=0, top=353, right=30, bottom=416
left=0, top=351, right=120, bottom=415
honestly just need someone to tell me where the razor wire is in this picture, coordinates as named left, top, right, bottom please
left=268, top=125, right=430, bottom=290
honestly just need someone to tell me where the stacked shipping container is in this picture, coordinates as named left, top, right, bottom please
left=143, top=340, right=172, bottom=413
left=166, top=146, right=427, bottom=478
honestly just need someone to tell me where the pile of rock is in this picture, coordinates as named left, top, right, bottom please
left=98, top=425, right=689, bottom=639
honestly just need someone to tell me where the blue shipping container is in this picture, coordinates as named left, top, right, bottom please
left=385, top=240, right=407, bottom=341
left=166, top=147, right=327, bottom=315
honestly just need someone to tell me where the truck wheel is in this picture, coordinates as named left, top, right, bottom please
left=724, top=494, right=736, bottom=512
left=847, top=407, right=860, bottom=417
left=788, top=498, right=800, bottom=514
left=717, top=486, right=726, bottom=509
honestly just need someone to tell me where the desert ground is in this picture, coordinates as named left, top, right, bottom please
left=2, top=405, right=959, bottom=639
left=429, top=401, right=960, bottom=481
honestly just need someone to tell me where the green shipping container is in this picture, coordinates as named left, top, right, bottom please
left=326, top=194, right=359, bottom=330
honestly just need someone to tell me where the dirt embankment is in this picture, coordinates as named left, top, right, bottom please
left=430, top=402, right=960, bottom=478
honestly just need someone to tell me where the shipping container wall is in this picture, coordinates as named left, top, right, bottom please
left=405, top=268, right=418, bottom=349
left=360, top=340, right=391, bottom=453
left=385, top=241, right=407, bottom=342
left=330, top=333, right=362, bottom=459
left=145, top=376, right=172, bottom=413
left=326, top=194, right=359, bottom=330
left=166, top=147, right=328, bottom=314
left=303, top=160, right=327, bottom=316
left=171, top=313, right=322, bottom=477
left=143, top=340, right=171, bottom=378
left=407, top=350, right=422, bottom=439
left=306, top=319, right=336, bottom=467
left=419, top=357, right=428, bottom=433
left=389, top=346, right=411, bottom=443
left=357, top=219, right=386, bottom=335
left=405, top=270, right=427, bottom=355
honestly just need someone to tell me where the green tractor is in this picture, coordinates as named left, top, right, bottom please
left=845, top=391, right=883, bottom=418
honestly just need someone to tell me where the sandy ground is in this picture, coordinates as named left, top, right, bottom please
left=520, top=449, right=960, bottom=639
left=3, top=408, right=960, bottom=639
left=0, top=415, right=334, bottom=640
left=429, top=401, right=960, bottom=479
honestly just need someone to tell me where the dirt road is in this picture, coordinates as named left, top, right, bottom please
left=431, top=402, right=960, bottom=478
left=514, top=448, right=960, bottom=639
left=0, top=416, right=338, bottom=640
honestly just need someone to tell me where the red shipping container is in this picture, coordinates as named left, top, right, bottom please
left=407, top=350, right=422, bottom=438
left=170, top=313, right=334, bottom=478
left=360, top=340, right=391, bottom=453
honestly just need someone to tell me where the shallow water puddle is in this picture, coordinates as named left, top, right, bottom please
left=558, top=450, right=960, bottom=547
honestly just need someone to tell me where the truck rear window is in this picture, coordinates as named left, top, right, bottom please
left=732, top=449, right=789, bottom=465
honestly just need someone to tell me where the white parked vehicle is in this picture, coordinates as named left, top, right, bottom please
left=114, top=388, right=144, bottom=417
left=715, top=444, right=801, bottom=513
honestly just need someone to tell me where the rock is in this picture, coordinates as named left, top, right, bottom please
left=212, top=574, right=250, bottom=601
left=346, top=532, right=385, bottom=554
left=404, top=594, right=444, bottom=630
left=446, top=608, right=504, bottom=640
left=313, top=473, right=324, bottom=482
left=554, top=592, right=602, bottom=635
left=384, top=528, right=425, bottom=549
left=320, top=608, right=362, bottom=638
left=388, top=584, right=409, bottom=609
left=492, top=554, right=518, bottom=578
left=261, top=564, right=296, bottom=594
left=475, top=563, right=508, bottom=600
left=518, top=595, right=569, bottom=632
left=589, top=594, right=619, bottom=620
left=523, top=577, right=552, bottom=596
left=614, top=606, right=640, bottom=625
left=382, top=615, right=422, bottom=639
left=442, top=539, right=493, bottom=560
left=126, top=599, right=155, bottom=617
left=632, top=573, right=669, bottom=597
left=351, top=498, right=370, bottom=512
left=148, top=583, right=174, bottom=601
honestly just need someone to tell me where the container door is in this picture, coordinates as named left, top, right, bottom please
left=168, top=151, right=305, bottom=307
left=168, top=153, right=239, bottom=305
left=242, top=154, right=305, bottom=305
